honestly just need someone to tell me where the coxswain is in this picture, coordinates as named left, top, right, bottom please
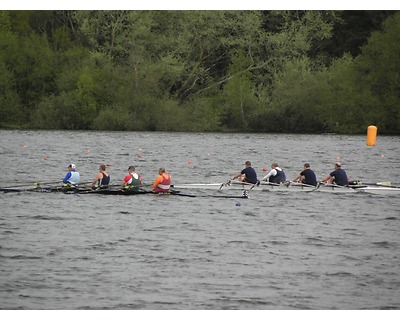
left=153, top=167, right=171, bottom=193
left=63, top=164, right=80, bottom=186
left=121, top=166, right=142, bottom=189
left=91, top=164, right=110, bottom=189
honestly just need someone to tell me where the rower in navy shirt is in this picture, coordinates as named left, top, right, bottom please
left=321, top=162, right=349, bottom=186
left=293, top=163, right=317, bottom=186
left=91, top=164, right=110, bottom=189
left=232, top=161, right=258, bottom=184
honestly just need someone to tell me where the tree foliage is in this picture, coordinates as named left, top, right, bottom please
left=1, top=10, right=399, bottom=133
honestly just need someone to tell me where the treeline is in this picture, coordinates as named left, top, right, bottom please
left=1, top=10, right=399, bottom=133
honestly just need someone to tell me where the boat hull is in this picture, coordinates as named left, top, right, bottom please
left=172, top=181, right=318, bottom=192
left=172, top=181, right=400, bottom=195
left=354, top=186, right=400, bottom=195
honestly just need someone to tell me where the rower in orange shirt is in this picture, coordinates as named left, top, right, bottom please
left=153, top=167, right=171, bottom=193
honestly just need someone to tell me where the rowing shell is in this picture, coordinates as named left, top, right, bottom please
left=0, top=186, right=248, bottom=199
left=172, top=181, right=318, bottom=192
left=352, top=186, right=400, bottom=195
left=172, top=181, right=400, bottom=195
left=2, top=183, right=398, bottom=196
left=78, top=188, right=249, bottom=198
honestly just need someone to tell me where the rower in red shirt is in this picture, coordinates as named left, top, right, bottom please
left=121, top=166, right=142, bottom=189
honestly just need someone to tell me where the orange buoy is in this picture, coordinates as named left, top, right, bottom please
left=367, top=125, right=378, bottom=146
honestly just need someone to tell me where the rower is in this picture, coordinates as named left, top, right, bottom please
left=261, top=162, right=286, bottom=184
left=121, top=166, right=142, bottom=189
left=153, top=167, right=171, bottom=193
left=293, top=163, right=317, bottom=186
left=91, top=164, right=110, bottom=189
left=321, top=162, right=349, bottom=186
left=63, top=164, right=80, bottom=187
left=232, top=160, right=258, bottom=184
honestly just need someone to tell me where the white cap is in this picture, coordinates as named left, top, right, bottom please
left=68, top=164, right=76, bottom=169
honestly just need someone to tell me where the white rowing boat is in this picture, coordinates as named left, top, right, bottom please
left=319, top=184, right=400, bottom=195
left=172, top=180, right=400, bottom=195
left=353, top=186, right=400, bottom=195
left=172, top=180, right=318, bottom=192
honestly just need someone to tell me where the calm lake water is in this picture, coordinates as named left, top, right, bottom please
left=0, top=130, right=399, bottom=310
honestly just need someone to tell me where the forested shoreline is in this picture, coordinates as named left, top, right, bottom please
left=1, top=10, right=400, bottom=134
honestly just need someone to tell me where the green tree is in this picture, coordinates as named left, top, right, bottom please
left=355, top=12, right=400, bottom=133
left=0, top=11, right=25, bottom=127
left=221, top=51, right=258, bottom=129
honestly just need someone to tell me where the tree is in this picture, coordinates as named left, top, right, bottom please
left=221, top=51, right=258, bottom=129
left=353, top=12, right=400, bottom=133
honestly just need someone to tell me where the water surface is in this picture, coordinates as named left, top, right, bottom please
left=0, top=130, right=399, bottom=309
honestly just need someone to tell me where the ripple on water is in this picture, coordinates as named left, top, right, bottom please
left=1, top=131, right=400, bottom=310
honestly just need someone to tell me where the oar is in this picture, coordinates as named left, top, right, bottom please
left=168, top=190, right=248, bottom=199
left=227, top=180, right=259, bottom=189
left=249, top=181, right=260, bottom=190
left=258, top=181, right=281, bottom=187
left=348, top=180, right=400, bottom=188
left=219, top=179, right=231, bottom=190
left=287, top=181, right=320, bottom=192
left=0, top=180, right=62, bottom=189
left=0, top=186, right=56, bottom=193
left=363, top=181, right=393, bottom=187
left=287, top=181, right=319, bottom=188
left=0, top=187, right=27, bottom=193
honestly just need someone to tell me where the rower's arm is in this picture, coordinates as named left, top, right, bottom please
left=320, top=174, right=332, bottom=183
left=262, top=169, right=275, bottom=181
left=92, top=173, right=101, bottom=187
left=63, top=172, right=71, bottom=183
left=153, top=176, right=162, bottom=188
left=232, top=172, right=241, bottom=180
left=293, top=174, right=302, bottom=182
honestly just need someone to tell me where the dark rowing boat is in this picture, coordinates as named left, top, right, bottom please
left=73, top=188, right=249, bottom=198
left=0, top=186, right=249, bottom=199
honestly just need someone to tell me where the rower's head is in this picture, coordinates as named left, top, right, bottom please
left=245, top=161, right=251, bottom=167
left=271, top=162, right=279, bottom=169
left=99, top=164, right=106, bottom=171
left=159, top=167, right=166, bottom=174
left=335, top=162, right=341, bottom=169
left=68, top=164, right=76, bottom=171
left=128, top=166, right=135, bottom=172
left=304, top=163, right=310, bottom=169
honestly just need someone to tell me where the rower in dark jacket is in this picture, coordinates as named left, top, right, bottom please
left=321, top=162, right=349, bottom=186
left=232, top=161, right=258, bottom=184
left=293, top=163, right=317, bottom=186
left=261, top=162, right=286, bottom=184
left=91, top=164, right=110, bottom=189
